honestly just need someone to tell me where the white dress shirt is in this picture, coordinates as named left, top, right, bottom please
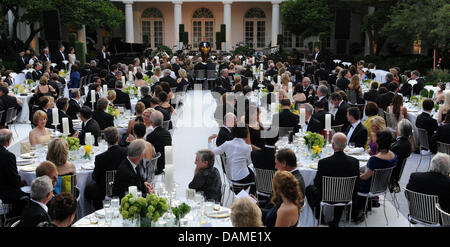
left=208, top=138, right=252, bottom=181
left=347, top=120, right=361, bottom=144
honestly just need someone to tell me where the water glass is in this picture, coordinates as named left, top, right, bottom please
left=104, top=208, right=114, bottom=226
left=111, top=197, right=120, bottom=210
left=179, top=218, right=188, bottom=227
left=349, top=142, right=355, bottom=149
left=204, top=200, right=214, bottom=214
left=103, top=198, right=111, bottom=209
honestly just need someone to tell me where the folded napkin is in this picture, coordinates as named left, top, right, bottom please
left=347, top=147, right=364, bottom=154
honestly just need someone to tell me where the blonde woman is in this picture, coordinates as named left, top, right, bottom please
left=281, top=73, right=290, bottom=93
left=107, top=90, right=116, bottom=106
left=151, top=67, right=162, bottom=84
left=234, top=75, right=242, bottom=86
left=438, top=91, right=450, bottom=124
left=230, top=198, right=263, bottom=227
left=278, top=89, right=289, bottom=102
left=368, top=116, right=386, bottom=156
left=46, top=138, right=76, bottom=177
left=264, top=170, right=303, bottom=227
left=348, top=75, right=363, bottom=101
left=176, top=68, right=189, bottom=92
left=29, top=110, right=52, bottom=146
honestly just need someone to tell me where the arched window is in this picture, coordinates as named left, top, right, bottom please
left=192, top=8, right=214, bottom=49
left=244, top=8, right=266, bottom=49
left=142, top=8, right=163, bottom=48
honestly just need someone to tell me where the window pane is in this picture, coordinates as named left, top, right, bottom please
left=142, top=21, right=151, bottom=45
left=283, top=29, right=292, bottom=48
left=257, top=21, right=265, bottom=48
left=154, top=21, right=163, bottom=48
left=193, top=21, right=202, bottom=48
left=245, top=21, right=254, bottom=48
left=205, top=21, right=214, bottom=45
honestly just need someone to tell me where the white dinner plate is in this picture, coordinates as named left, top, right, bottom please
left=16, top=159, right=34, bottom=166
left=82, top=164, right=95, bottom=170
left=20, top=153, right=35, bottom=159
left=206, top=207, right=231, bottom=218
left=20, top=165, right=37, bottom=172
left=308, top=163, right=318, bottom=170
left=94, top=209, right=105, bottom=218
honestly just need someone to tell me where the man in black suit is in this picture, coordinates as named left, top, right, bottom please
left=0, top=129, right=29, bottom=217
left=146, top=111, right=172, bottom=175
left=74, top=106, right=100, bottom=146
left=54, top=45, right=67, bottom=71
left=305, top=133, right=360, bottom=227
left=46, top=98, right=75, bottom=135
left=430, top=114, right=450, bottom=153
left=67, top=89, right=82, bottom=119
left=112, top=139, right=153, bottom=199
left=363, top=82, right=379, bottom=103
left=314, top=62, right=329, bottom=82
left=416, top=99, right=438, bottom=150
left=330, top=92, right=350, bottom=131
left=390, top=119, right=413, bottom=188
left=16, top=50, right=27, bottom=72
left=138, top=86, right=152, bottom=108
left=212, top=79, right=227, bottom=96
left=0, top=86, right=22, bottom=125
left=377, top=82, right=397, bottom=111
left=106, top=65, right=119, bottom=88
left=17, top=176, right=53, bottom=227
left=411, top=71, right=424, bottom=95
left=302, top=77, right=316, bottom=104
left=92, top=97, right=114, bottom=131
left=251, top=135, right=278, bottom=171
left=345, top=107, right=368, bottom=148
left=406, top=153, right=450, bottom=213
left=274, top=149, right=306, bottom=200
left=313, top=101, right=334, bottom=131
left=113, top=80, right=131, bottom=110
left=272, top=99, right=300, bottom=133
left=86, top=127, right=127, bottom=209
left=214, top=93, right=236, bottom=125
left=299, top=103, right=322, bottom=133
left=160, top=69, right=178, bottom=88
left=206, top=58, right=216, bottom=71
left=217, top=69, right=232, bottom=92
left=194, top=57, right=207, bottom=86
left=313, top=47, right=325, bottom=63
left=216, top=112, right=236, bottom=147
left=40, top=47, right=52, bottom=63
left=32, top=63, right=43, bottom=81
left=97, top=45, right=110, bottom=70
left=315, top=85, right=329, bottom=111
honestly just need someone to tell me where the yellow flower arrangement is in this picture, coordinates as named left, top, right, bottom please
left=58, top=70, right=66, bottom=78
left=311, top=145, right=322, bottom=159
left=12, top=84, right=25, bottom=94
left=83, top=145, right=93, bottom=160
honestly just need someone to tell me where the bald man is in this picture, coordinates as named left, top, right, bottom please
left=305, top=132, right=360, bottom=227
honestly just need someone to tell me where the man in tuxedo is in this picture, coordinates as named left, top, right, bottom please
left=430, top=114, right=450, bottom=153
left=138, top=86, right=152, bottom=108
left=330, top=92, right=350, bottom=131
left=272, top=99, right=300, bottom=133
left=40, top=47, right=52, bottom=63
left=206, top=58, right=216, bottom=71
left=302, top=77, right=316, bottom=104
left=146, top=111, right=172, bottom=175
left=214, top=93, right=236, bottom=125
left=345, top=107, right=368, bottom=148
left=406, top=153, right=450, bottom=213
left=313, top=47, right=325, bottom=63
left=299, top=103, right=322, bottom=133
left=363, top=82, right=379, bottom=103
left=315, top=85, right=329, bottom=111
left=399, top=70, right=413, bottom=98
left=112, top=140, right=154, bottom=199
left=411, top=71, right=424, bottom=96
left=114, top=80, right=131, bottom=110
left=313, top=101, right=334, bottom=131
left=54, top=45, right=67, bottom=71
left=16, top=50, right=27, bottom=72
left=106, top=65, right=119, bottom=88
left=251, top=135, right=278, bottom=171
left=32, top=63, right=43, bottom=81
left=217, top=69, right=232, bottom=92
left=73, top=106, right=100, bottom=146
left=315, top=62, right=329, bottom=82
left=377, top=82, right=397, bottom=111
left=194, top=57, right=207, bottom=86
left=212, top=79, right=227, bottom=96
left=0, top=86, right=22, bottom=125
left=160, top=69, right=178, bottom=88
left=416, top=99, right=438, bottom=150
left=390, top=119, right=413, bottom=189
left=97, top=45, right=110, bottom=70
left=67, top=89, right=82, bottom=119
left=216, top=112, right=236, bottom=147
left=305, top=133, right=360, bottom=227
left=0, top=129, right=29, bottom=217
left=46, top=98, right=75, bottom=135
left=17, top=176, right=53, bottom=227
left=86, top=127, right=127, bottom=209
left=92, top=97, right=114, bottom=130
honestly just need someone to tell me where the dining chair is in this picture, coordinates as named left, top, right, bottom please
left=105, top=170, right=118, bottom=198
left=254, top=168, right=276, bottom=204
left=416, top=128, right=433, bottom=171
left=404, top=188, right=440, bottom=226
left=437, top=141, right=450, bottom=155
left=435, top=203, right=450, bottom=226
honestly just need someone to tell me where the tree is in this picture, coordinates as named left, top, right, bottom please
left=381, top=0, right=449, bottom=53
left=281, top=0, right=333, bottom=38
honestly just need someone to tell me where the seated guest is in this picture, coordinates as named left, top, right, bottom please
left=390, top=119, right=413, bottom=190
left=312, top=101, right=334, bottom=131
left=362, top=102, right=379, bottom=149
left=138, top=86, right=152, bottom=108
left=112, top=140, right=154, bottom=199
left=363, top=82, right=379, bottom=103
left=35, top=161, right=59, bottom=188
left=431, top=113, right=450, bottom=153
left=176, top=68, right=189, bottom=92
left=272, top=99, right=300, bottom=133
left=329, top=92, right=350, bottom=131
left=107, top=90, right=116, bottom=107
left=231, top=198, right=263, bottom=227
left=0, top=86, right=22, bottom=125
left=114, top=80, right=131, bottom=110
left=150, top=97, right=170, bottom=122
left=336, top=69, right=350, bottom=91
left=377, top=82, right=397, bottom=111
left=302, top=77, right=316, bottom=104
left=47, top=138, right=76, bottom=177
left=264, top=171, right=303, bottom=227
left=416, top=99, right=438, bottom=150
left=159, top=91, right=175, bottom=117
left=345, top=107, right=368, bottom=148
left=29, top=110, right=52, bottom=146
left=67, top=89, right=82, bottom=119
left=160, top=69, right=178, bottom=88
left=208, top=124, right=255, bottom=194
left=306, top=133, right=360, bottom=227
left=34, top=76, right=57, bottom=100
left=437, top=91, right=450, bottom=124
left=246, top=104, right=265, bottom=150
left=251, top=134, right=279, bottom=171
left=86, top=127, right=127, bottom=209
left=83, top=83, right=101, bottom=110
left=406, top=153, right=450, bottom=213
left=0, top=129, right=28, bottom=217
left=387, top=95, right=408, bottom=122
left=367, top=116, right=386, bottom=156
left=274, top=149, right=306, bottom=197
left=133, top=72, right=147, bottom=87
left=145, top=111, right=172, bottom=175
left=46, top=98, right=75, bottom=135
left=92, top=97, right=114, bottom=130
left=74, top=106, right=100, bottom=146
left=353, top=130, right=397, bottom=222
left=216, top=112, right=236, bottom=147
left=17, top=176, right=53, bottom=227
left=127, top=102, right=145, bottom=136
left=37, top=192, right=77, bottom=227
left=411, top=70, right=424, bottom=95
left=213, top=78, right=227, bottom=96
left=315, top=85, right=329, bottom=111
left=299, top=103, right=322, bottom=133
left=30, top=96, right=50, bottom=124
left=347, top=75, right=364, bottom=104
left=188, top=149, right=222, bottom=203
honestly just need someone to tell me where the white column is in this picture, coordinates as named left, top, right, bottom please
left=123, top=0, right=134, bottom=43
left=364, top=6, right=375, bottom=56
left=271, top=1, right=282, bottom=47
left=77, top=25, right=87, bottom=53
left=223, top=0, right=232, bottom=51
left=173, top=0, right=183, bottom=50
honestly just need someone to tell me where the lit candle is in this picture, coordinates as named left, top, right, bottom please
left=299, top=108, right=306, bottom=126
left=103, top=85, right=108, bottom=97
left=129, top=71, right=133, bottom=82
left=91, top=90, right=96, bottom=104
left=165, top=146, right=173, bottom=165
left=137, top=87, right=141, bottom=97
left=252, top=57, right=255, bottom=64
left=288, top=82, right=293, bottom=91
left=121, top=76, right=125, bottom=84
left=259, top=72, right=264, bottom=82
left=277, top=75, right=281, bottom=84
left=62, top=117, right=70, bottom=136
left=52, top=108, right=59, bottom=125
left=165, top=164, right=174, bottom=193
left=259, top=63, right=263, bottom=71
left=128, top=186, right=138, bottom=197
left=85, top=132, right=92, bottom=145
left=142, top=63, right=146, bottom=71
left=325, top=114, right=332, bottom=131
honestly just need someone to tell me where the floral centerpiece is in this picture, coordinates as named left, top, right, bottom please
left=25, top=79, right=35, bottom=89
left=107, top=105, right=120, bottom=119
left=58, top=70, right=66, bottom=78
left=124, top=85, right=138, bottom=96
left=171, top=203, right=191, bottom=226
left=311, top=145, right=323, bottom=159
left=63, top=136, right=80, bottom=151
left=143, top=75, right=152, bottom=85
left=362, top=79, right=372, bottom=88
left=119, top=193, right=169, bottom=227
left=303, top=132, right=325, bottom=159
left=81, top=145, right=93, bottom=160
left=409, top=95, right=423, bottom=108
left=12, top=84, right=25, bottom=94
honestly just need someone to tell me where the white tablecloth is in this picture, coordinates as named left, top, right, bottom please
left=15, top=93, right=33, bottom=123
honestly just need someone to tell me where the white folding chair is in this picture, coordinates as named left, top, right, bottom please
left=416, top=128, right=433, bottom=171
left=404, top=188, right=440, bottom=226
left=436, top=203, right=450, bottom=226
left=254, top=168, right=276, bottom=203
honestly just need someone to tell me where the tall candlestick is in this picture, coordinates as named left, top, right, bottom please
left=252, top=66, right=256, bottom=75
left=259, top=72, right=264, bottom=82
left=128, top=186, right=138, bottom=197
left=103, top=85, right=108, bottom=97
left=91, top=90, right=96, bottom=104
left=288, top=82, right=293, bottom=91
left=325, top=114, right=332, bottom=131
left=121, top=76, right=125, bottom=84
left=268, top=76, right=271, bottom=82
left=165, top=164, right=174, bottom=193
left=129, top=71, right=133, bottom=82
left=52, top=108, right=59, bottom=125
left=277, top=75, right=281, bottom=84
left=252, top=57, right=255, bottom=64
left=259, top=63, right=263, bottom=71
left=62, top=117, right=70, bottom=136
left=137, top=86, right=141, bottom=97
left=299, top=108, right=306, bottom=126
left=165, top=146, right=173, bottom=165
left=84, top=86, right=89, bottom=97
left=85, top=132, right=92, bottom=145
